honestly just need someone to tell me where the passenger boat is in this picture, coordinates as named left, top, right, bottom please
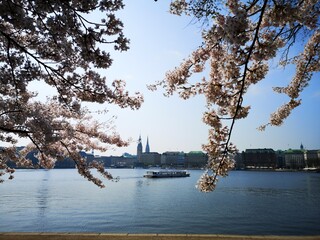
left=143, top=170, right=190, bottom=178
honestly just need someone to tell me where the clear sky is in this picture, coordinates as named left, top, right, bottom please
left=27, top=0, right=320, bottom=156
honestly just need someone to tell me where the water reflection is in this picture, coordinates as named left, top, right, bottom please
left=136, top=179, right=144, bottom=187
left=222, top=186, right=307, bottom=196
left=35, top=170, right=51, bottom=231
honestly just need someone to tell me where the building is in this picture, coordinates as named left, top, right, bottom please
left=141, top=152, right=161, bottom=167
left=94, top=155, right=112, bottom=167
left=185, top=151, right=207, bottom=168
left=284, top=149, right=305, bottom=169
left=135, top=135, right=161, bottom=167
left=304, top=150, right=320, bottom=168
left=161, top=151, right=186, bottom=168
left=234, top=152, right=244, bottom=169
left=95, top=154, right=135, bottom=168
left=275, top=150, right=285, bottom=169
left=242, top=148, right=277, bottom=169
left=145, top=137, right=150, bottom=153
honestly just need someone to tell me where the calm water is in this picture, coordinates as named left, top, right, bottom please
left=0, top=169, right=319, bottom=235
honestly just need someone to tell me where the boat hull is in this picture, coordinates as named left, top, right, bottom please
left=143, top=170, right=190, bottom=178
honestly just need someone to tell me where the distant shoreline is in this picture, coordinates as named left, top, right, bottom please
left=234, top=168, right=320, bottom=173
left=12, top=167, right=320, bottom=173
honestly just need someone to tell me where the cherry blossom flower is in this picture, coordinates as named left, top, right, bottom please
left=0, top=0, right=143, bottom=185
left=151, top=0, right=319, bottom=191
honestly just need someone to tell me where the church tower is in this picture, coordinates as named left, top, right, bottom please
left=137, top=135, right=143, bottom=162
left=145, top=137, right=150, bottom=153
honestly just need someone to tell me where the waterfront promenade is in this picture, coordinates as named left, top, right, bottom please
left=0, top=233, right=320, bottom=240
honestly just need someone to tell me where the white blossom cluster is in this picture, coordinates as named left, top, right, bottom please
left=0, top=0, right=143, bottom=185
left=151, top=0, right=319, bottom=192
left=196, top=171, right=218, bottom=193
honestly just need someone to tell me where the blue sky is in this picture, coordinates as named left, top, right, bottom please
left=88, top=0, right=320, bottom=156
left=26, top=0, right=320, bottom=156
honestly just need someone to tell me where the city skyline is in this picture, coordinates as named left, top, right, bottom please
left=7, top=140, right=319, bottom=171
left=11, top=0, right=320, bottom=156
left=97, top=135, right=316, bottom=157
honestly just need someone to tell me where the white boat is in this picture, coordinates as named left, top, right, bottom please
left=143, top=170, right=190, bottom=178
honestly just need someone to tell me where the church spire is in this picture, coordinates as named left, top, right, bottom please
left=145, top=137, right=150, bottom=153
left=300, top=143, right=304, bottom=150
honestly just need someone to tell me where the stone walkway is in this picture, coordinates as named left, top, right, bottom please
left=0, top=233, right=320, bottom=240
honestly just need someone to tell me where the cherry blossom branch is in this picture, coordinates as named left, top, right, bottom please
left=0, top=126, right=30, bottom=134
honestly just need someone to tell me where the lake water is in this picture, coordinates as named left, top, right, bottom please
left=0, top=169, right=319, bottom=235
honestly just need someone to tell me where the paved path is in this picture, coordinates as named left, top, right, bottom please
left=1, top=233, right=320, bottom=240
